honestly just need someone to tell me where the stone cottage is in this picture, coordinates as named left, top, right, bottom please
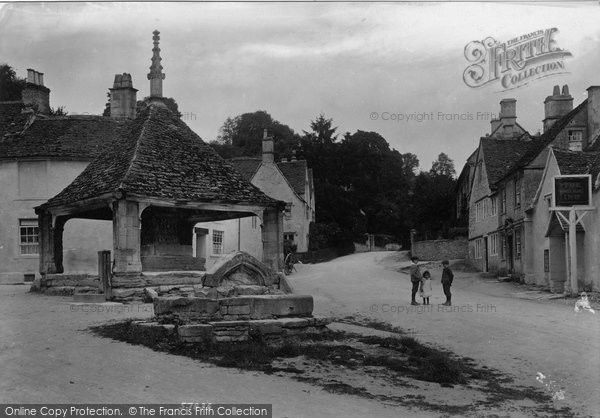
left=460, top=84, right=600, bottom=289
left=194, top=131, right=315, bottom=268
left=0, top=69, right=118, bottom=283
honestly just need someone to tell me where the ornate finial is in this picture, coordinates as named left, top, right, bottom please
left=147, top=29, right=165, bottom=97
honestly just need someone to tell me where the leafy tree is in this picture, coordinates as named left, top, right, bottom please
left=102, top=91, right=111, bottom=116
left=49, top=106, right=68, bottom=116
left=213, top=110, right=299, bottom=159
left=430, top=152, right=456, bottom=177
left=0, top=64, right=26, bottom=101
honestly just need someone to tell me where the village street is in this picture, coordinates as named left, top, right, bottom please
left=289, top=251, right=600, bottom=417
left=1, top=251, right=599, bottom=417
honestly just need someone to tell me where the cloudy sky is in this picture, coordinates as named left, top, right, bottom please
left=1, top=2, right=599, bottom=172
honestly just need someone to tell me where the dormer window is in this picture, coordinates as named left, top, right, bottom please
left=568, top=130, right=583, bottom=151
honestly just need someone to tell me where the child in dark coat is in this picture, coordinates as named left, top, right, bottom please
left=441, top=260, right=454, bottom=306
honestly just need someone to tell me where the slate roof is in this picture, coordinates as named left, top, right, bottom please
left=487, top=99, right=589, bottom=188
left=0, top=112, right=122, bottom=161
left=480, top=137, right=534, bottom=190
left=0, top=101, right=33, bottom=139
left=509, top=100, right=588, bottom=172
left=553, top=148, right=600, bottom=179
left=228, top=157, right=310, bottom=197
left=41, top=104, right=280, bottom=209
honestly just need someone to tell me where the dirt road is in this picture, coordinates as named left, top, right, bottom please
left=288, top=251, right=600, bottom=417
left=0, top=284, right=427, bottom=417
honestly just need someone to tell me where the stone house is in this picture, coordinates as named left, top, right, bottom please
left=466, top=98, right=532, bottom=272
left=463, top=84, right=600, bottom=284
left=529, top=148, right=600, bottom=292
left=194, top=134, right=315, bottom=268
left=0, top=69, right=118, bottom=283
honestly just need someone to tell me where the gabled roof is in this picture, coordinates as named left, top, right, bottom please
left=278, top=160, right=308, bottom=196
left=491, top=100, right=589, bottom=187
left=228, top=157, right=310, bottom=197
left=0, top=112, right=122, bottom=161
left=229, top=157, right=261, bottom=180
left=479, top=137, right=533, bottom=190
left=553, top=148, right=600, bottom=179
left=41, top=103, right=280, bottom=209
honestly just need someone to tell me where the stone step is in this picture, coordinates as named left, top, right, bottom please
left=73, top=293, right=107, bottom=303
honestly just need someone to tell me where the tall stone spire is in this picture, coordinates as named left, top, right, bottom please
left=147, top=30, right=165, bottom=97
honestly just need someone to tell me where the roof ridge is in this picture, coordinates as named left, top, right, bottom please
left=117, top=106, right=153, bottom=193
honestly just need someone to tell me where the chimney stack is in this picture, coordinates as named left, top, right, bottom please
left=587, top=85, right=600, bottom=146
left=110, top=73, right=138, bottom=119
left=543, top=84, right=573, bottom=132
left=499, top=98, right=517, bottom=138
left=22, top=69, right=50, bottom=115
left=262, top=129, right=274, bottom=164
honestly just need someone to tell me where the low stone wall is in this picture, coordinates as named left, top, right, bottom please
left=131, top=316, right=331, bottom=343
left=153, top=294, right=314, bottom=324
left=32, top=274, right=100, bottom=295
left=411, top=239, right=468, bottom=261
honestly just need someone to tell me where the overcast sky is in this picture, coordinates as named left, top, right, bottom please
left=1, top=2, right=599, bottom=172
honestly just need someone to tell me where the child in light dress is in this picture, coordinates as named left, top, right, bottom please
left=420, top=270, right=433, bottom=305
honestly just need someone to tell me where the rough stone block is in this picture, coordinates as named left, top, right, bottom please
left=234, top=285, right=267, bottom=295
left=249, top=295, right=314, bottom=319
left=249, top=320, right=283, bottom=335
left=153, top=297, right=219, bottom=316
left=178, top=324, right=213, bottom=339
left=228, top=305, right=251, bottom=315
left=216, top=286, right=235, bottom=298
left=195, top=287, right=218, bottom=299
left=278, top=318, right=310, bottom=328
left=215, top=335, right=249, bottom=342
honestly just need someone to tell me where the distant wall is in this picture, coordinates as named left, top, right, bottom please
left=411, top=239, right=468, bottom=261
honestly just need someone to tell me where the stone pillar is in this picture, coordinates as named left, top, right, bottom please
left=38, top=211, right=56, bottom=274
left=53, top=217, right=66, bottom=274
left=112, top=200, right=142, bottom=273
left=262, top=207, right=283, bottom=271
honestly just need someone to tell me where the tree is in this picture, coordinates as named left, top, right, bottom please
left=49, top=106, right=68, bottom=116
left=102, top=91, right=111, bottom=116
left=213, top=110, right=299, bottom=159
left=0, top=64, right=26, bottom=101
left=302, top=113, right=338, bottom=144
left=430, top=152, right=456, bottom=177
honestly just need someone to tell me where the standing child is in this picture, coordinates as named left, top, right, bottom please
left=420, top=270, right=432, bottom=305
left=441, top=260, right=454, bottom=306
left=409, top=256, right=422, bottom=305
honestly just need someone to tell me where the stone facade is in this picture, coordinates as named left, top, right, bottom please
left=411, top=239, right=467, bottom=261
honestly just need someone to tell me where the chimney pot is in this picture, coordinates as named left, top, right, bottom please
left=543, top=84, right=573, bottom=132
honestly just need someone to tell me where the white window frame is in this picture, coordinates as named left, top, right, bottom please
left=474, top=238, right=483, bottom=259
left=568, top=130, right=583, bottom=152
left=19, top=219, right=39, bottom=255
left=514, top=178, right=521, bottom=208
left=489, top=233, right=498, bottom=256
left=490, top=196, right=497, bottom=217
left=515, top=229, right=522, bottom=258
left=212, top=230, right=224, bottom=255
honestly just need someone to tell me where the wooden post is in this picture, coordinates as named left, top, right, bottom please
left=98, top=250, right=112, bottom=300
left=568, top=209, right=578, bottom=295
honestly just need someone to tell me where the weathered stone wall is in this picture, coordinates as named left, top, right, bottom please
left=411, top=239, right=467, bottom=261
left=154, top=294, right=314, bottom=324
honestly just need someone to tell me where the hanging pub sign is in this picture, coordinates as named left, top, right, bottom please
left=552, top=175, right=592, bottom=208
